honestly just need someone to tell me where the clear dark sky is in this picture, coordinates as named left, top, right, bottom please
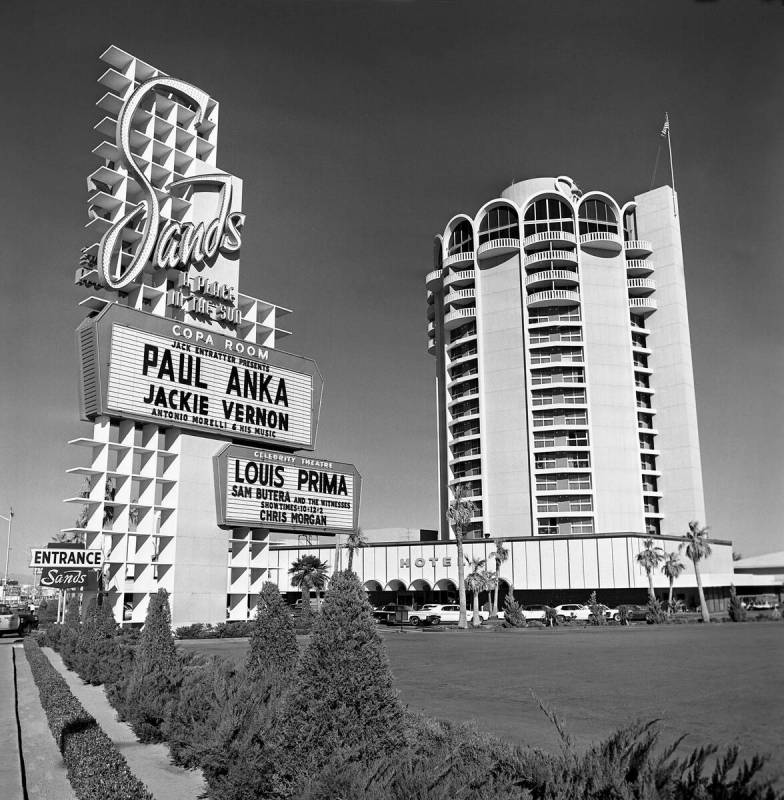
left=1, top=0, right=782, bottom=576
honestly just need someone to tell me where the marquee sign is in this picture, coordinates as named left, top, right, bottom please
left=97, top=77, right=244, bottom=291
left=31, top=547, right=102, bottom=590
left=213, top=444, right=361, bottom=532
left=77, top=305, right=323, bottom=449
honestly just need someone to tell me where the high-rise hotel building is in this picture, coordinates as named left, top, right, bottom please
left=426, top=176, right=705, bottom=541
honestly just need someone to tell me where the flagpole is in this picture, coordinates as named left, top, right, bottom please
left=665, top=113, right=677, bottom=218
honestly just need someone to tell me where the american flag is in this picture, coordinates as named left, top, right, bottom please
left=660, top=114, right=670, bottom=138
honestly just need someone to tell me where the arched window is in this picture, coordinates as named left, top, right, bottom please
left=623, top=208, right=638, bottom=241
left=448, top=221, right=474, bottom=255
left=578, top=198, right=618, bottom=236
left=478, top=205, right=519, bottom=245
left=523, top=197, right=574, bottom=238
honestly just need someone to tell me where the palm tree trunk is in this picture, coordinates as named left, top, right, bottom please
left=347, top=548, right=353, bottom=572
left=647, top=569, right=655, bottom=602
left=668, top=579, right=674, bottom=613
left=490, top=563, right=500, bottom=619
left=472, top=589, right=481, bottom=628
left=456, top=532, right=467, bottom=630
left=693, top=559, right=711, bottom=623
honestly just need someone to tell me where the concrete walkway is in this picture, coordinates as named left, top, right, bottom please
left=0, top=644, right=23, bottom=800
left=41, top=647, right=205, bottom=800
left=14, top=643, right=76, bottom=800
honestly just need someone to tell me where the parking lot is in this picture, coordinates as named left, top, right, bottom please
left=180, top=620, right=783, bottom=774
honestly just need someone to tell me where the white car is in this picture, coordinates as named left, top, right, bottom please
left=520, top=604, right=551, bottom=621
left=408, top=604, right=488, bottom=626
left=554, top=603, right=593, bottom=622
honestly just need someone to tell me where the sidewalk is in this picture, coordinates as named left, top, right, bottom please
left=41, top=647, right=205, bottom=800
left=0, top=645, right=23, bottom=800
left=14, top=643, right=76, bottom=800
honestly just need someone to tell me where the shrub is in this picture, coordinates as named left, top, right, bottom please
left=645, top=597, right=668, bottom=625
left=246, top=581, right=298, bottom=686
left=124, top=589, right=180, bottom=742
left=59, top=594, right=82, bottom=668
left=36, top=599, right=58, bottom=627
left=174, top=623, right=204, bottom=639
left=24, top=638, right=154, bottom=800
left=544, top=606, right=559, bottom=627
left=587, top=591, right=607, bottom=626
left=277, top=570, right=406, bottom=783
left=71, top=595, right=118, bottom=685
left=728, top=584, right=748, bottom=622
left=618, top=606, right=630, bottom=626
left=501, top=595, right=527, bottom=628
left=164, top=655, right=282, bottom=800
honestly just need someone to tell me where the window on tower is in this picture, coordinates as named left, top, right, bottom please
left=523, top=197, right=574, bottom=237
left=578, top=198, right=618, bottom=235
left=448, top=221, right=474, bottom=255
left=478, top=205, right=519, bottom=244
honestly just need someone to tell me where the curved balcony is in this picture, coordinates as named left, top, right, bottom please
left=448, top=387, right=480, bottom=409
left=425, top=269, right=443, bottom=290
left=624, top=239, right=653, bottom=257
left=444, top=307, right=476, bottom=330
left=579, top=231, right=622, bottom=252
left=629, top=297, right=658, bottom=317
left=526, top=289, right=580, bottom=309
left=626, top=259, right=654, bottom=277
left=449, top=408, right=480, bottom=426
left=448, top=348, right=478, bottom=369
left=450, top=452, right=482, bottom=466
left=523, top=230, right=577, bottom=252
left=451, top=427, right=481, bottom=445
left=627, top=278, right=656, bottom=296
left=447, top=369, right=479, bottom=389
left=523, top=249, right=578, bottom=270
left=477, top=237, right=520, bottom=260
left=427, top=303, right=436, bottom=321
left=447, top=328, right=477, bottom=352
left=443, top=251, right=475, bottom=269
left=444, top=287, right=476, bottom=308
left=427, top=336, right=436, bottom=356
left=427, top=320, right=435, bottom=334
left=443, top=269, right=476, bottom=289
left=524, top=269, right=579, bottom=290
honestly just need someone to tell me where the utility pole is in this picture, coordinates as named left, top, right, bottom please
left=0, top=508, right=13, bottom=602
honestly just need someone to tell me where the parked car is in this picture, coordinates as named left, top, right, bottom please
left=599, top=604, right=622, bottom=622
left=749, top=599, right=774, bottom=611
left=617, top=603, right=649, bottom=621
left=374, top=604, right=414, bottom=625
left=554, top=603, right=593, bottom=623
left=408, top=604, right=489, bottom=626
left=520, top=604, right=551, bottom=621
left=0, top=604, right=38, bottom=636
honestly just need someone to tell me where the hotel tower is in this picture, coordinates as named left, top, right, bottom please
left=426, top=176, right=706, bottom=541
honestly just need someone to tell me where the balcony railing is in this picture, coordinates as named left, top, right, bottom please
left=443, top=269, right=475, bottom=289
left=444, top=307, right=476, bottom=330
left=477, top=237, right=520, bottom=259
left=628, top=297, right=658, bottom=316
left=523, top=230, right=577, bottom=251
left=526, top=289, right=580, bottom=308
left=444, top=288, right=476, bottom=307
left=626, top=259, right=654, bottom=277
left=579, top=231, right=622, bottom=251
left=624, top=239, right=653, bottom=257
left=425, top=269, right=443, bottom=290
left=523, top=249, right=578, bottom=269
left=627, top=277, right=656, bottom=295
left=443, top=251, right=475, bottom=269
left=524, top=269, right=579, bottom=288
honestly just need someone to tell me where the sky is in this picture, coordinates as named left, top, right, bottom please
left=0, top=0, right=782, bottom=578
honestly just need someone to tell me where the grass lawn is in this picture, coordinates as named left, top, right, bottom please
left=178, top=622, right=783, bottom=773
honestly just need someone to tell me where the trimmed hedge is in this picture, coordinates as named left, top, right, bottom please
left=23, top=638, right=153, bottom=800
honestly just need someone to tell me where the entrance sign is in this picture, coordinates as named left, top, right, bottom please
left=40, top=569, right=100, bottom=590
left=213, top=445, right=361, bottom=532
left=30, top=548, right=103, bottom=568
left=98, top=77, right=245, bottom=290
left=77, top=305, right=323, bottom=449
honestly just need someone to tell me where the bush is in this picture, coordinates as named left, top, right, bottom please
left=544, top=606, right=559, bottom=627
left=246, top=581, right=298, bottom=686
left=59, top=594, right=82, bottom=668
left=36, top=599, right=58, bottom=627
left=23, top=638, right=153, bottom=800
left=174, top=623, right=204, bottom=639
left=124, top=589, right=180, bottom=742
left=164, top=655, right=282, bottom=799
left=587, top=591, right=607, bottom=626
left=646, top=597, right=668, bottom=625
left=71, top=595, right=118, bottom=685
left=728, top=585, right=748, bottom=622
left=277, top=570, right=406, bottom=784
left=501, top=595, right=527, bottom=628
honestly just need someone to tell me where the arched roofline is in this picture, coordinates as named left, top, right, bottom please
left=384, top=579, right=407, bottom=591
left=577, top=190, right=622, bottom=220
left=433, top=234, right=444, bottom=267
left=434, top=578, right=458, bottom=590
left=473, top=197, right=521, bottom=228
left=442, top=213, right=475, bottom=241
left=409, top=579, right=432, bottom=591
left=363, top=580, right=383, bottom=592
left=522, top=191, right=578, bottom=216
left=620, top=200, right=637, bottom=216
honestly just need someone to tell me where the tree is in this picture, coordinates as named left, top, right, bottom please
left=246, top=581, right=297, bottom=687
left=288, top=554, right=329, bottom=606
left=276, top=570, right=405, bottom=783
left=489, top=538, right=509, bottom=620
left=465, top=557, right=496, bottom=628
left=728, top=584, right=747, bottom=622
left=661, top=550, right=686, bottom=613
left=125, top=589, right=180, bottom=742
left=681, top=520, right=713, bottom=623
left=635, top=538, right=665, bottom=601
left=446, top=484, right=477, bottom=630
left=344, top=528, right=367, bottom=572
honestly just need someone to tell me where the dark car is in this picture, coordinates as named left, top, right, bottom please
left=373, top=604, right=413, bottom=625
left=618, top=604, right=649, bottom=621
left=0, top=604, right=38, bottom=636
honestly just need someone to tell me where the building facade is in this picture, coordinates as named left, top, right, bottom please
left=426, top=176, right=705, bottom=542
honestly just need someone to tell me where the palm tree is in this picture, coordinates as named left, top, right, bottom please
left=489, top=538, right=509, bottom=620
left=344, top=528, right=367, bottom=572
left=288, top=554, right=329, bottom=607
left=681, top=520, right=713, bottom=623
left=465, top=556, right=496, bottom=628
left=446, top=483, right=477, bottom=630
left=636, top=538, right=665, bottom=601
left=661, top=551, right=686, bottom=613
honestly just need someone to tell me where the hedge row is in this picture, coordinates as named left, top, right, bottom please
left=23, top=638, right=153, bottom=800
